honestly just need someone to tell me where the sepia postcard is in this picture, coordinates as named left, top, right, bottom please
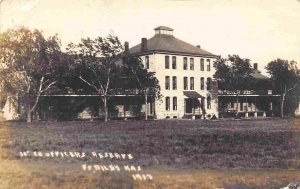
left=0, top=0, right=300, bottom=188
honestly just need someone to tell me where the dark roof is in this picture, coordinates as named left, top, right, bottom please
left=154, top=26, right=174, bottom=31
left=183, top=91, right=205, bottom=99
left=251, top=70, right=269, bottom=80
left=129, top=34, right=217, bottom=57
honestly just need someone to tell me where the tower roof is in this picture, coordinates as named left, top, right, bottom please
left=129, top=26, right=217, bottom=57
left=154, top=26, right=174, bottom=31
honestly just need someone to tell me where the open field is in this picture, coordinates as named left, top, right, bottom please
left=0, top=118, right=300, bottom=189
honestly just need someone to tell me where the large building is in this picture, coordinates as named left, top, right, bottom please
left=0, top=26, right=219, bottom=121
left=127, top=26, right=219, bottom=119
left=1, top=26, right=295, bottom=121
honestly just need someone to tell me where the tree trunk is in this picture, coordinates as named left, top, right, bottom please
left=145, top=91, right=148, bottom=120
left=25, top=77, right=45, bottom=123
left=103, top=96, right=108, bottom=122
left=27, top=104, right=32, bottom=123
left=235, top=92, right=239, bottom=117
left=281, top=93, right=285, bottom=118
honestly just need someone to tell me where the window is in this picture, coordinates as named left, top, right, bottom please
left=207, top=77, right=212, bottom=90
left=172, top=56, right=177, bottom=69
left=207, top=59, right=211, bottom=71
left=173, top=97, right=177, bottom=110
left=190, top=58, right=194, bottom=70
left=183, top=57, right=187, bottom=70
left=165, top=56, right=169, bottom=69
left=200, top=58, right=204, bottom=71
left=165, top=76, right=170, bottom=90
left=190, top=77, right=194, bottom=90
left=172, top=76, right=177, bottom=90
left=184, top=77, right=188, bottom=90
left=200, top=77, right=204, bottom=90
left=166, top=97, right=170, bottom=111
left=145, top=56, right=149, bottom=69
left=207, top=95, right=211, bottom=109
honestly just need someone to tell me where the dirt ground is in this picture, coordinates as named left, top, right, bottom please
left=0, top=118, right=299, bottom=189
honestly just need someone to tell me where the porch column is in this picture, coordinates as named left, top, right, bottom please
left=198, top=98, right=201, bottom=114
left=254, top=96, right=257, bottom=117
left=201, top=98, right=206, bottom=119
left=123, top=105, right=126, bottom=117
left=254, top=96, right=257, bottom=111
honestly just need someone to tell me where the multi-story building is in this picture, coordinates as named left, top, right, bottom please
left=1, top=26, right=291, bottom=121
left=127, top=26, right=219, bottom=119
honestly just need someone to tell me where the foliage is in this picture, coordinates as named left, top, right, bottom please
left=0, top=27, right=65, bottom=122
left=66, top=35, right=123, bottom=121
left=122, top=54, right=161, bottom=99
left=213, top=55, right=253, bottom=117
left=122, top=54, right=161, bottom=120
left=213, top=55, right=253, bottom=92
left=266, top=59, right=300, bottom=116
left=0, top=74, right=8, bottom=109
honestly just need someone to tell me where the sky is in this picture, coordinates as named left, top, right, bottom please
left=0, top=0, right=300, bottom=74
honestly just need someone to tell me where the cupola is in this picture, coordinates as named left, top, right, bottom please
left=154, top=26, right=174, bottom=36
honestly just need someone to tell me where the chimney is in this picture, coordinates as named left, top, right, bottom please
left=253, top=63, right=258, bottom=70
left=196, top=45, right=201, bottom=48
left=124, top=42, right=129, bottom=54
left=141, top=38, right=148, bottom=52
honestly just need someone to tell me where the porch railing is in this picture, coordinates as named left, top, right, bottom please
left=218, top=90, right=272, bottom=95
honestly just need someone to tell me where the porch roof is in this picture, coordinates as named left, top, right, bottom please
left=183, top=91, right=205, bottom=99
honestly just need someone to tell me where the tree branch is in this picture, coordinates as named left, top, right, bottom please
left=105, top=69, right=110, bottom=93
left=78, top=75, right=99, bottom=92
left=41, top=81, right=57, bottom=93
left=287, top=84, right=299, bottom=93
left=30, top=76, right=44, bottom=112
left=42, top=78, right=50, bottom=85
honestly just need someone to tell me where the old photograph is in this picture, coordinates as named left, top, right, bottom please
left=0, top=0, right=300, bottom=188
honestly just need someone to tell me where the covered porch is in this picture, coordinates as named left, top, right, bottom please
left=183, top=91, right=206, bottom=119
left=35, top=95, right=155, bottom=121
left=110, top=96, right=155, bottom=119
left=218, top=95, right=281, bottom=118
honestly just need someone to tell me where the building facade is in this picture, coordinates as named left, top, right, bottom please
left=1, top=26, right=293, bottom=121
left=217, top=63, right=281, bottom=118
left=127, top=26, right=219, bottom=119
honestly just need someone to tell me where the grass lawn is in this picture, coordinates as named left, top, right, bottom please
left=0, top=118, right=300, bottom=189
